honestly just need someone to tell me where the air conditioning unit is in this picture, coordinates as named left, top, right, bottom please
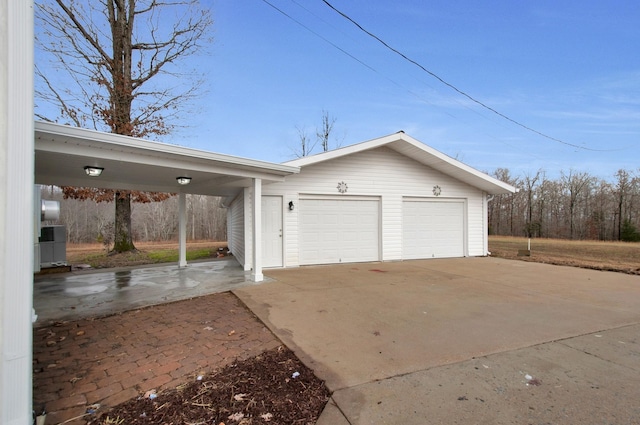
left=40, top=225, right=67, bottom=268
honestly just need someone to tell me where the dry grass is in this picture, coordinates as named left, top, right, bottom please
left=68, top=237, right=640, bottom=275
left=489, top=236, right=640, bottom=275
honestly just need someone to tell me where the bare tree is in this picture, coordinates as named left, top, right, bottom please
left=561, top=170, right=593, bottom=239
left=533, top=174, right=551, bottom=238
left=293, top=110, right=342, bottom=158
left=488, top=168, right=519, bottom=235
left=588, top=180, right=614, bottom=240
left=487, top=168, right=635, bottom=241
left=522, top=169, right=542, bottom=237
left=35, top=0, right=213, bottom=252
left=613, top=169, right=640, bottom=241
left=316, top=109, right=337, bottom=152
left=292, top=125, right=317, bottom=158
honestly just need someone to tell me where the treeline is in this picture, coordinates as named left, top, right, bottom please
left=40, top=186, right=227, bottom=244
left=42, top=166, right=640, bottom=245
left=489, top=168, right=640, bottom=241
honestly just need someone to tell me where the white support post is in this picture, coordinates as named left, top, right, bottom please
left=178, top=192, right=187, bottom=267
left=251, top=178, right=263, bottom=282
left=483, top=193, right=489, bottom=256
left=242, top=187, right=252, bottom=271
left=1, top=1, right=35, bottom=423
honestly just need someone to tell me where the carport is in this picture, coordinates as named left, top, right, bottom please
left=34, top=121, right=299, bottom=281
left=0, top=5, right=296, bottom=421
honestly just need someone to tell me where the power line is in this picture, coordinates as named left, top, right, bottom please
left=319, top=0, right=608, bottom=152
left=258, top=1, right=450, bottom=117
left=260, top=0, right=377, bottom=73
left=259, top=0, right=545, bottom=158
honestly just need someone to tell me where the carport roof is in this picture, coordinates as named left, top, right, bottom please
left=284, top=131, right=517, bottom=195
left=35, top=121, right=299, bottom=197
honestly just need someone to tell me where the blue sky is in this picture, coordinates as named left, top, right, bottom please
left=38, top=1, right=640, bottom=180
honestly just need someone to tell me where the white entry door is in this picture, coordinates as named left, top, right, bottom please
left=262, top=196, right=283, bottom=267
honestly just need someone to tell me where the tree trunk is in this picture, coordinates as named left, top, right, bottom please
left=113, top=192, right=135, bottom=252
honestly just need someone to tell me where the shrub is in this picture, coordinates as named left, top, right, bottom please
left=621, top=219, right=640, bottom=242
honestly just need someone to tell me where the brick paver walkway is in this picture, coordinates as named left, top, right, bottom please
left=33, top=292, right=281, bottom=424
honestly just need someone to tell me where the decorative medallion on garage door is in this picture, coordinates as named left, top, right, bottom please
left=432, top=185, right=442, bottom=196
left=337, top=181, right=348, bottom=193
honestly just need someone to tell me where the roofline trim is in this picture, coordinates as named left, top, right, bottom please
left=35, top=121, right=300, bottom=176
left=283, top=132, right=516, bottom=194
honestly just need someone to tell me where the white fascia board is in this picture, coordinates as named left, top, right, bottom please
left=283, top=132, right=402, bottom=167
left=36, top=140, right=291, bottom=182
left=393, top=134, right=517, bottom=194
left=35, top=121, right=300, bottom=177
left=284, top=131, right=517, bottom=194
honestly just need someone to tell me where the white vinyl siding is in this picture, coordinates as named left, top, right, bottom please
left=262, top=146, right=488, bottom=266
left=402, top=199, right=465, bottom=259
left=226, top=193, right=246, bottom=268
left=299, top=198, right=380, bottom=265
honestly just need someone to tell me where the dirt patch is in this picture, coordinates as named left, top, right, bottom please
left=87, top=346, right=330, bottom=425
left=489, top=236, right=640, bottom=275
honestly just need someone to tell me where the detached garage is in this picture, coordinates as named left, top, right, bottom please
left=227, top=131, right=516, bottom=270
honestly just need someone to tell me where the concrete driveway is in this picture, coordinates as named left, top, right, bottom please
left=234, top=257, right=640, bottom=424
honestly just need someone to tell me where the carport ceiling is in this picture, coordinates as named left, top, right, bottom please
left=35, top=121, right=299, bottom=197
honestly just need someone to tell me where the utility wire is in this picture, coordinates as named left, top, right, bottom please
left=258, top=1, right=441, bottom=114
left=320, top=0, right=608, bottom=152
left=260, top=0, right=376, bottom=73
left=260, top=1, right=462, bottom=126
left=260, top=0, right=543, bottom=158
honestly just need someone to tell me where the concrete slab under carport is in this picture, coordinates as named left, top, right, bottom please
left=33, top=258, right=266, bottom=323
left=233, top=257, right=640, bottom=424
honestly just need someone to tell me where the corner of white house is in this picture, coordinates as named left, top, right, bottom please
left=1, top=0, right=36, bottom=423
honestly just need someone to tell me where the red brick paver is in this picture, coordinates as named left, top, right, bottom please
left=33, top=292, right=281, bottom=424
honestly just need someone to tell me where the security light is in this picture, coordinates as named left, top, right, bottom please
left=84, top=166, right=104, bottom=177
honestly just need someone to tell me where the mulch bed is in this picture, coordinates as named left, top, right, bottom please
left=87, top=346, right=330, bottom=425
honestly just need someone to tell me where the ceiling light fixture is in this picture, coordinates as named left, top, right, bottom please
left=84, top=166, right=104, bottom=177
left=176, top=176, right=192, bottom=185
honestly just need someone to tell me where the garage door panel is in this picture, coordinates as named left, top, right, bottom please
left=300, top=199, right=379, bottom=265
left=403, top=200, right=464, bottom=259
left=321, top=232, right=339, bottom=244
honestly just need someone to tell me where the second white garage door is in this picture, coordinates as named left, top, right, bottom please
left=403, top=199, right=465, bottom=259
left=299, top=198, right=380, bottom=265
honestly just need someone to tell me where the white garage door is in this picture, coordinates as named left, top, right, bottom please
left=403, top=199, right=465, bottom=259
left=300, top=198, right=380, bottom=265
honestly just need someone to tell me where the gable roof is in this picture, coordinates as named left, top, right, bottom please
left=283, top=132, right=517, bottom=195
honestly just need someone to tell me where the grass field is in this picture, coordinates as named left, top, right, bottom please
left=489, top=235, right=640, bottom=275
left=66, top=240, right=228, bottom=269
left=65, top=237, right=640, bottom=275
